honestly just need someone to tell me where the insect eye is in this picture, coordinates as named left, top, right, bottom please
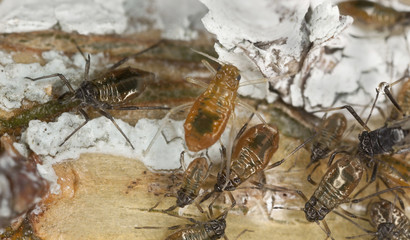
left=217, top=65, right=222, bottom=71
left=236, top=75, right=241, bottom=81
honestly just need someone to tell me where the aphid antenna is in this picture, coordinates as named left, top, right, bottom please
left=310, top=105, right=371, bottom=132
left=265, top=131, right=318, bottom=171
left=109, top=40, right=164, bottom=70
left=351, top=186, right=410, bottom=203
left=366, top=66, right=410, bottom=123
left=190, top=48, right=225, bottom=66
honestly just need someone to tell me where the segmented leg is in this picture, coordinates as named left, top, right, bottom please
left=26, top=73, right=76, bottom=93
left=60, top=108, right=90, bottom=147
left=143, top=102, right=193, bottom=156
left=97, top=108, right=135, bottom=149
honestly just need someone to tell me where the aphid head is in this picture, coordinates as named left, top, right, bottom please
left=377, top=223, right=396, bottom=240
left=310, top=144, right=327, bottom=164
left=303, top=197, right=329, bottom=222
left=358, top=131, right=372, bottom=156
left=75, top=81, right=97, bottom=103
left=176, top=190, right=194, bottom=208
left=214, top=172, right=236, bottom=192
left=215, top=65, right=241, bottom=91
left=206, top=218, right=226, bottom=239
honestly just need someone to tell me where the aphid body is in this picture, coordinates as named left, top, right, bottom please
left=214, top=123, right=279, bottom=192
left=165, top=218, right=226, bottom=240
left=359, top=116, right=410, bottom=157
left=369, top=200, right=410, bottom=240
left=304, top=155, right=363, bottom=222
left=310, top=113, right=347, bottom=164
left=77, top=67, right=151, bottom=107
left=176, top=157, right=209, bottom=208
left=338, top=1, right=410, bottom=30
left=184, top=64, right=241, bottom=152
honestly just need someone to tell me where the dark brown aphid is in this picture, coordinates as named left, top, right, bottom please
left=150, top=153, right=210, bottom=212
left=304, top=155, right=364, bottom=222
left=338, top=1, right=410, bottom=30
left=200, top=122, right=279, bottom=215
left=26, top=43, right=168, bottom=149
left=310, top=113, right=347, bottom=164
left=136, top=200, right=236, bottom=240
left=368, top=200, right=410, bottom=240
left=340, top=199, right=410, bottom=240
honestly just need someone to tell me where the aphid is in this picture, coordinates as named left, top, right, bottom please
left=136, top=200, right=236, bottom=240
left=150, top=152, right=210, bottom=212
left=26, top=43, right=168, bottom=149
left=338, top=0, right=410, bottom=30
left=338, top=198, right=410, bottom=240
left=200, top=122, right=280, bottom=213
left=304, top=154, right=364, bottom=223
left=309, top=113, right=348, bottom=165
left=144, top=50, right=267, bottom=154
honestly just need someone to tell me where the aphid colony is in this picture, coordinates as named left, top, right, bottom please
left=0, top=1, right=409, bottom=239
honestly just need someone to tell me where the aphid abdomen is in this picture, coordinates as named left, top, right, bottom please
left=177, top=157, right=209, bottom=207
left=305, top=156, right=363, bottom=222
left=230, top=124, right=279, bottom=187
left=184, top=64, right=240, bottom=152
left=311, top=113, right=347, bottom=162
left=165, top=226, right=207, bottom=240
left=184, top=85, right=236, bottom=152
left=338, top=1, right=406, bottom=29
left=95, top=67, right=153, bottom=104
left=359, top=125, right=408, bottom=156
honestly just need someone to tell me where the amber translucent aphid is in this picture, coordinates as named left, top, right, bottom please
left=214, top=123, right=279, bottom=191
left=176, top=157, right=209, bottom=208
left=304, top=155, right=363, bottom=222
left=184, top=64, right=241, bottom=152
left=310, top=113, right=347, bottom=165
left=338, top=1, right=410, bottom=30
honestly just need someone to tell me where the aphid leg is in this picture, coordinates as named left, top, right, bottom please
left=234, top=229, right=254, bottom=240
left=84, top=54, right=90, bottom=82
left=149, top=193, right=174, bottom=212
left=26, top=73, right=76, bottom=93
left=207, top=192, right=222, bottom=218
left=265, top=131, right=317, bottom=171
left=337, top=208, right=370, bottom=222
left=190, top=48, right=225, bottom=66
left=186, top=77, right=209, bottom=88
left=320, top=220, right=335, bottom=240
left=96, top=108, right=135, bottom=149
left=236, top=100, right=266, bottom=125
left=201, top=59, right=217, bottom=75
left=109, top=40, right=163, bottom=70
left=108, top=105, right=171, bottom=111
left=352, top=186, right=410, bottom=203
left=143, top=102, right=193, bottom=156
left=311, top=105, right=371, bottom=131
left=379, top=177, right=407, bottom=209
left=332, top=211, right=374, bottom=239
left=306, top=162, right=321, bottom=185
left=59, top=108, right=90, bottom=147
